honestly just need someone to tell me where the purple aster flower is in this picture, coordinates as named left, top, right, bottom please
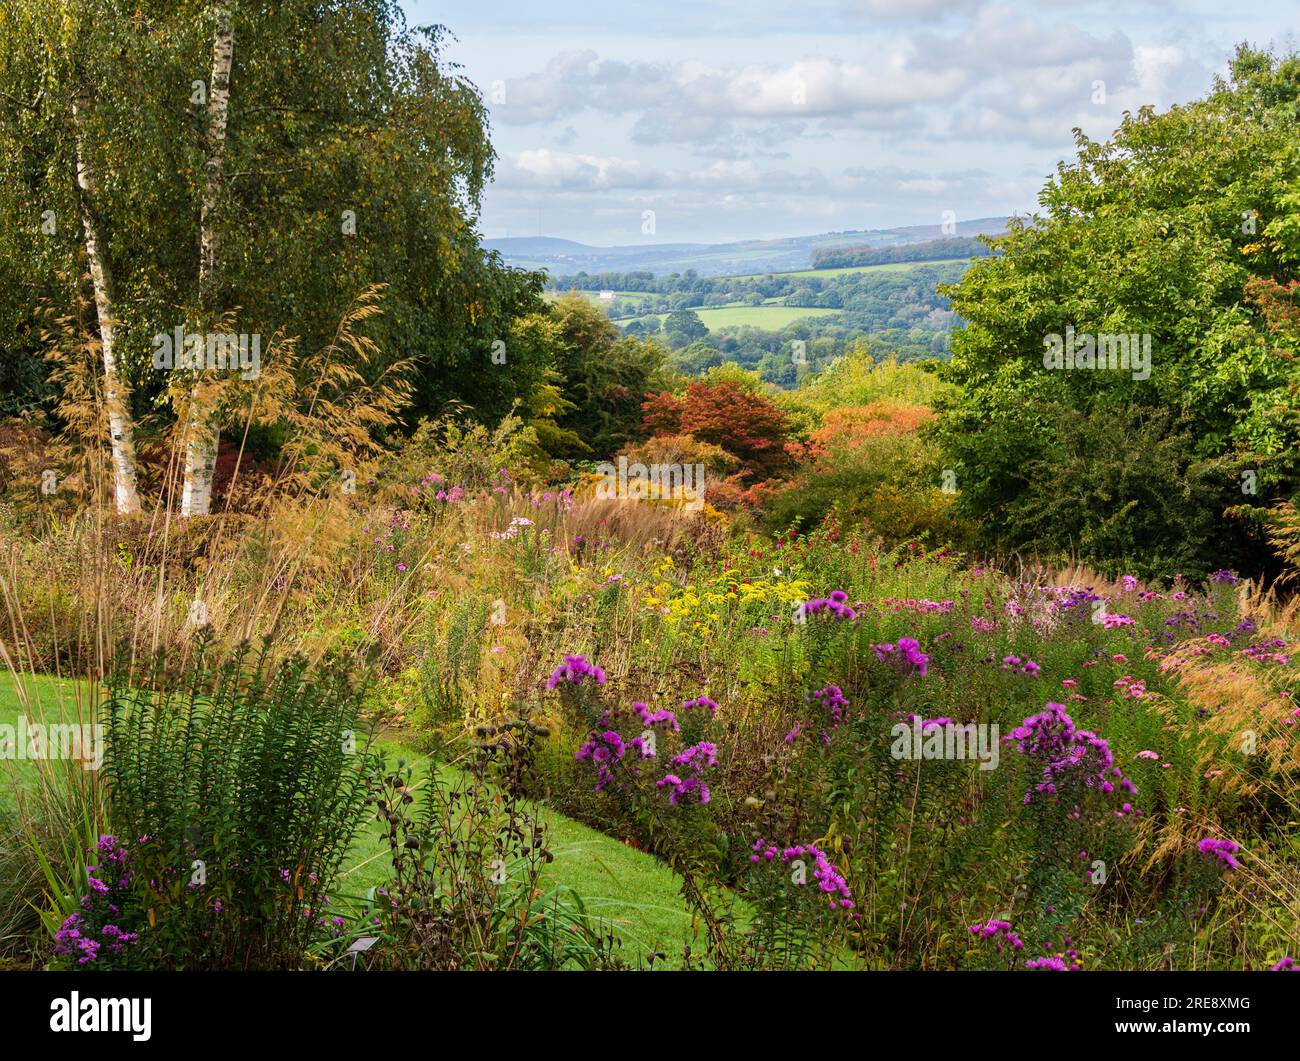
left=545, top=654, right=607, bottom=691
left=1197, top=837, right=1242, bottom=870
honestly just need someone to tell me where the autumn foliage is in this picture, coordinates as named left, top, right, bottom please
left=1245, top=276, right=1300, bottom=347
left=806, top=401, right=935, bottom=460
left=641, top=380, right=794, bottom=483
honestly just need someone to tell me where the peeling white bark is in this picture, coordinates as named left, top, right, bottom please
left=180, top=5, right=234, bottom=518
left=72, top=94, right=143, bottom=516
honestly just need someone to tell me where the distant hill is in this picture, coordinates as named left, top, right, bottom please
left=811, top=235, right=998, bottom=270
left=483, top=236, right=595, bottom=256
left=484, top=217, right=1009, bottom=278
left=872, top=218, right=1008, bottom=242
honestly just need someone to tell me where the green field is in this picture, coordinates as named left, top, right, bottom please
left=547, top=257, right=968, bottom=308
left=723, top=257, right=969, bottom=281
left=548, top=289, right=667, bottom=305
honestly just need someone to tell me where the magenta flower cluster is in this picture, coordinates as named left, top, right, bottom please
left=574, top=730, right=627, bottom=791
left=634, top=700, right=680, bottom=732
left=546, top=654, right=607, bottom=691
left=55, top=916, right=140, bottom=965
left=871, top=637, right=930, bottom=676
left=968, top=918, right=1024, bottom=952
left=1197, top=837, right=1243, bottom=870
left=682, top=694, right=719, bottom=717
left=751, top=838, right=854, bottom=912
left=785, top=685, right=850, bottom=745
left=1006, top=702, right=1137, bottom=814
left=573, top=691, right=719, bottom=806
left=1242, top=640, right=1289, bottom=666
left=1001, top=655, right=1041, bottom=676
left=802, top=590, right=857, bottom=620
left=657, top=741, right=717, bottom=805
left=810, top=684, right=848, bottom=727
left=413, top=473, right=464, bottom=503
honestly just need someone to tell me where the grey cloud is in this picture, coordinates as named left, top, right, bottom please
left=492, top=50, right=971, bottom=146
left=853, top=0, right=986, bottom=20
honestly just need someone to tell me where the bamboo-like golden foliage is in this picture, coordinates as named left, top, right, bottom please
left=35, top=296, right=115, bottom=509
left=1267, top=501, right=1300, bottom=585
left=270, top=284, right=415, bottom=497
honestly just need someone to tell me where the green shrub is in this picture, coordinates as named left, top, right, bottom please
left=98, top=639, right=375, bottom=969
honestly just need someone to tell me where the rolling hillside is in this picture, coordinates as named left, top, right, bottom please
left=487, top=217, right=1008, bottom=277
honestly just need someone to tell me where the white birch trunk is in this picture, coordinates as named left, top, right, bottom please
left=72, top=95, right=143, bottom=516
left=180, top=6, right=234, bottom=517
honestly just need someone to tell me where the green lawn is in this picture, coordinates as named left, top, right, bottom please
left=0, top=671, right=697, bottom=966
left=341, top=731, right=700, bottom=965
left=0, top=671, right=91, bottom=807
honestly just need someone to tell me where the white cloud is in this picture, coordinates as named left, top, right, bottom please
left=497, top=150, right=829, bottom=194
left=491, top=50, right=970, bottom=145
left=498, top=149, right=665, bottom=190
left=443, top=0, right=1269, bottom=242
left=903, top=6, right=1210, bottom=146
left=486, top=11, right=1208, bottom=155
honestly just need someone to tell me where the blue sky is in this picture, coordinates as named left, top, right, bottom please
left=401, top=1, right=1298, bottom=245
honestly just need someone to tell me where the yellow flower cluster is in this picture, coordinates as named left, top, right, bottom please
left=735, top=577, right=812, bottom=607
left=639, top=561, right=812, bottom=634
